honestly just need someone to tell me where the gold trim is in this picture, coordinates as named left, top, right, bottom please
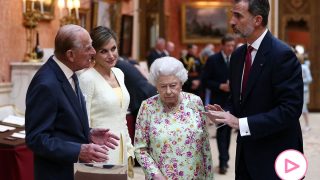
left=119, top=133, right=124, bottom=164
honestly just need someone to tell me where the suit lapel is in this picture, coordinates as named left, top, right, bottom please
left=232, top=46, right=246, bottom=104
left=48, top=58, right=89, bottom=134
left=242, top=31, right=272, bottom=102
left=218, top=52, right=228, bottom=71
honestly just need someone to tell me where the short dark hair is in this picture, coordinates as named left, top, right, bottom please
left=221, top=34, right=235, bottom=45
left=187, top=44, right=194, bottom=49
left=235, top=0, right=270, bottom=27
left=90, top=26, right=117, bottom=50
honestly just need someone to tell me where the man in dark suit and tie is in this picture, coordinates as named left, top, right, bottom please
left=115, top=58, right=157, bottom=144
left=25, top=25, right=120, bottom=180
left=146, top=38, right=167, bottom=68
left=204, top=0, right=303, bottom=179
left=202, top=34, right=235, bottom=174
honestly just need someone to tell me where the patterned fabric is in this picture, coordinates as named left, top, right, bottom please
left=134, top=92, right=214, bottom=179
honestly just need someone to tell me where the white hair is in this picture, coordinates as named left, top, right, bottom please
left=148, top=56, right=188, bottom=86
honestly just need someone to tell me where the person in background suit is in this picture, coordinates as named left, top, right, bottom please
left=203, top=0, right=303, bottom=179
left=146, top=38, right=167, bottom=68
left=25, top=24, right=120, bottom=180
left=199, top=43, right=215, bottom=66
left=116, top=57, right=157, bottom=168
left=202, top=34, right=236, bottom=175
left=181, top=44, right=202, bottom=96
left=116, top=57, right=157, bottom=120
left=165, top=41, right=175, bottom=57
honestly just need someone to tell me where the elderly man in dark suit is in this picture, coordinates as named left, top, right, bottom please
left=25, top=24, right=119, bottom=180
left=146, top=38, right=167, bottom=68
left=202, top=34, right=235, bottom=175
left=204, top=0, right=303, bottom=179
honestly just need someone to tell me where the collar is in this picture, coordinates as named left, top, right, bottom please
left=221, top=51, right=229, bottom=60
left=248, top=28, right=268, bottom=50
left=156, top=49, right=165, bottom=55
left=53, top=56, right=74, bottom=80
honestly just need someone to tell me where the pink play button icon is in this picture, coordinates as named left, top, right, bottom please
left=285, top=158, right=300, bottom=173
left=275, top=149, right=307, bottom=179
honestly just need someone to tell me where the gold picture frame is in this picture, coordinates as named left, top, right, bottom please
left=31, top=0, right=55, bottom=20
left=181, top=2, right=232, bottom=44
left=91, top=0, right=122, bottom=36
left=79, top=8, right=91, bottom=31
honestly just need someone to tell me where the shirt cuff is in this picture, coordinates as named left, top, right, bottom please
left=239, top=117, right=251, bottom=136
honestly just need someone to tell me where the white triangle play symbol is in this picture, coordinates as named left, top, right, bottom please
left=285, top=158, right=300, bottom=173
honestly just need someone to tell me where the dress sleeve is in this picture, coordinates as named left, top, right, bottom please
left=134, top=101, right=161, bottom=179
left=196, top=96, right=214, bottom=179
left=79, top=73, right=94, bottom=126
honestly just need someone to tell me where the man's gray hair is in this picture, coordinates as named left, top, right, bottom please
left=149, top=56, right=188, bottom=86
left=54, top=24, right=86, bottom=57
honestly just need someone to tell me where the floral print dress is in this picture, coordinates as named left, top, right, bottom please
left=134, top=92, right=214, bottom=179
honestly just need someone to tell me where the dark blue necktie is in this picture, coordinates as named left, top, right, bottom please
left=72, top=73, right=83, bottom=107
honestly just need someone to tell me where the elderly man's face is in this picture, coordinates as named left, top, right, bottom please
left=72, top=31, right=96, bottom=71
left=156, top=75, right=182, bottom=107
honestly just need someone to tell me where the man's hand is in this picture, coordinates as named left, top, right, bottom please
left=79, top=144, right=109, bottom=163
left=191, top=79, right=200, bottom=90
left=203, top=104, right=239, bottom=129
left=89, top=128, right=120, bottom=149
left=219, top=80, right=230, bottom=92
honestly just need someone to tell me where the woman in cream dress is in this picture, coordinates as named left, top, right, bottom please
left=79, top=26, right=134, bottom=169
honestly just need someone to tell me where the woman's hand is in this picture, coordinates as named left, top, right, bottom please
left=89, top=128, right=120, bottom=149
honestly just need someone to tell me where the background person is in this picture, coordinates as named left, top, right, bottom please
left=204, top=0, right=303, bottom=179
left=295, top=47, right=312, bottom=131
left=180, top=44, right=202, bottom=96
left=25, top=24, right=119, bottom=180
left=134, top=57, right=213, bottom=180
left=146, top=38, right=167, bottom=68
left=115, top=57, right=157, bottom=136
left=202, top=34, right=236, bottom=175
left=165, top=41, right=175, bottom=57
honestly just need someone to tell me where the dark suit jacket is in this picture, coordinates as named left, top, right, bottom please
left=202, top=52, right=229, bottom=107
left=25, top=57, right=90, bottom=180
left=228, top=31, right=303, bottom=179
left=115, top=60, right=157, bottom=116
left=181, top=53, right=202, bottom=95
left=146, top=49, right=167, bottom=68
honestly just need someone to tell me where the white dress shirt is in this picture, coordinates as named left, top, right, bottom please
left=53, top=56, right=76, bottom=91
left=239, top=29, right=268, bottom=136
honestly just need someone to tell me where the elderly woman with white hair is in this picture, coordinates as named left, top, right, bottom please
left=134, top=57, right=214, bottom=180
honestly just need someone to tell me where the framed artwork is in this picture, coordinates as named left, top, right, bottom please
left=181, top=2, right=232, bottom=44
left=91, top=0, right=122, bottom=35
left=119, top=15, right=133, bottom=57
left=79, top=8, right=91, bottom=31
left=32, top=0, right=55, bottom=20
